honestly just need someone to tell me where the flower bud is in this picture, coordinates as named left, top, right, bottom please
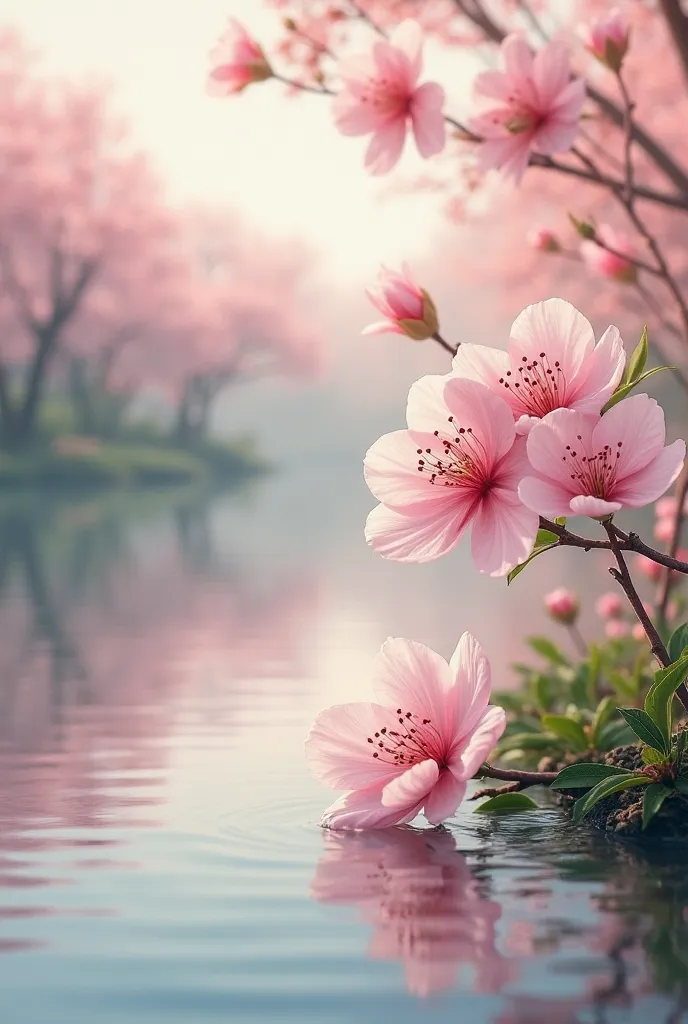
left=544, top=587, right=579, bottom=625
left=569, top=214, right=596, bottom=240
left=207, top=20, right=273, bottom=98
left=580, top=224, right=637, bottom=283
left=528, top=227, right=560, bottom=253
left=595, top=592, right=623, bottom=619
left=364, top=266, right=440, bottom=342
left=581, top=9, right=630, bottom=72
left=283, top=17, right=298, bottom=31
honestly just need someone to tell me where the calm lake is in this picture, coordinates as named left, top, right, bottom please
left=1, top=461, right=686, bottom=1023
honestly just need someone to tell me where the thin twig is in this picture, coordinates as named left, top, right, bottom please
left=273, top=71, right=334, bottom=96
left=657, top=465, right=688, bottom=617
left=474, top=763, right=558, bottom=789
left=539, top=517, right=688, bottom=573
left=432, top=331, right=458, bottom=357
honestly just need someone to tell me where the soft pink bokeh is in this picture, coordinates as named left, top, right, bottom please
left=580, top=226, right=637, bottom=284
left=595, top=592, right=623, bottom=619
left=544, top=587, right=579, bottom=624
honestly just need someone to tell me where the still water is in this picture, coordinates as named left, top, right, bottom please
left=0, top=462, right=687, bottom=1023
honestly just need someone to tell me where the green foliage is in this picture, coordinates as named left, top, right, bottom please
left=644, top=651, right=688, bottom=747
left=590, top=696, right=616, bottom=748
left=526, top=636, right=570, bottom=667
left=624, top=326, right=649, bottom=384
left=572, top=774, right=650, bottom=823
left=540, top=714, right=589, bottom=751
left=618, top=707, right=670, bottom=754
left=668, top=624, right=688, bottom=663
left=601, top=365, right=674, bottom=413
left=474, top=793, right=538, bottom=814
left=642, top=784, right=672, bottom=830
left=507, top=530, right=559, bottom=584
left=551, top=763, right=633, bottom=790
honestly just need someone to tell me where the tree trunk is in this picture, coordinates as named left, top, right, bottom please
left=68, top=357, right=97, bottom=435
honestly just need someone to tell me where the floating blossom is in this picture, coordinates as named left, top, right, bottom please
left=518, top=395, right=686, bottom=519
left=595, top=592, right=623, bottom=619
left=606, top=619, right=630, bottom=639
left=580, top=225, right=637, bottom=283
left=451, top=298, right=625, bottom=436
left=364, top=376, right=539, bottom=576
left=580, top=9, right=630, bottom=71
left=544, top=587, right=579, bottom=624
left=305, top=634, right=506, bottom=829
left=207, top=20, right=273, bottom=97
left=469, top=35, right=585, bottom=184
left=333, top=20, right=445, bottom=175
left=528, top=227, right=560, bottom=253
left=364, top=264, right=439, bottom=341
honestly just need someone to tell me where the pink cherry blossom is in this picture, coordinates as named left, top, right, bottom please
left=469, top=35, right=585, bottom=185
left=634, top=553, right=662, bottom=581
left=528, top=227, right=559, bottom=252
left=606, top=619, right=630, bottom=639
left=595, top=592, right=623, bottom=619
left=305, top=633, right=506, bottom=829
left=655, top=494, right=688, bottom=519
left=451, top=298, right=626, bottom=436
left=631, top=622, right=646, bottom=642
left=207, top=19, right=273, bottom=97
left=655, top=517, right=675, bottom=543
left=580, top=225, right=637, bottom=283
left=580, top=9, right=630, bottom=70
left=544, top=587, right=578, bottom=624
left=363, top=263, right=438, bottom=340
left=518, top=395, right=686, bottom=520
left=364, top=376, right=539, bottom=576
left=333, top=20, right=446, bottom=175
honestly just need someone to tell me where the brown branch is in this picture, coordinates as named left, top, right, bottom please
left=657, top=465, right=688, bottom=616
left=474, top=763, right=558, bottom=789
left=659, top=0, right=688, bottom=89
left=539, top=517, right=688, bottom=573
left=432, top=331, right=458, bottom=356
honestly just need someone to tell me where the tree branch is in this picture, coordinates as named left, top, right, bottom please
left=659, top=0, right=688, bottom=89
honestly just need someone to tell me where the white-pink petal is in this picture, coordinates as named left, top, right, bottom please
left=365, top=501, right=473, bottom=563
left=382, top=758, right=439, bottom=808
left=306, top=702, right=406, bottom=789
left=613, top=439, right=685, bottom=507
left=591, top=394, right=666, bottom=479
left=423, top=770, right=467, bottom=825
left=451, top=705, right=507, bottom=780
left=321, top=783, right=423, bottom=830
left=371, top=636, right=453, bottom=728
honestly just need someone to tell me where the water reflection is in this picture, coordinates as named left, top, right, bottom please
left=311, top=826, right=514, bottom=997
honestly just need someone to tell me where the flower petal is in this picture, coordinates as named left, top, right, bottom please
left=306, top=702, right=406, bottom=789
left=451, top=705, right=507, bottom=780
left=382, top=758, right=440, bottom=808
left=568, top=325, right=626, bottom=413
left=365, top=119, right=407, bottom=175
left=451, top=343, right=511, bottom=395
left=365, top=501, right=474, bottom=563
left=569, top=495, right=622, bottom=516
left=423, top=769, right=467, bottom=825
left=532, top=40, right=570, bottom=108
left=364, top=429, right=459, bottom=513
left=508, top=298, right=595, bottom=382
left=470, top=490, right=539, bottom=576
left=442, top=378, right=516, bottom=465
left=613, top=439, right=685, bottom=508
left=389, top=19, right=423, bottom=80
left=526, top=408, right=596, bottom=479
left=406, top=373, right=454, bottom=432
left=333, top=91, right=386, bottom=136
left=518, top=474, right=575, bottom=518
left=372, top=636, right=453, bottom=725
left=321, top=783, right=424, bottom=830
left=411, top=84, right=446, bottom=157
left=592, top=393, right=666, bottom=480
left=448, top=632, right=492, bottom=738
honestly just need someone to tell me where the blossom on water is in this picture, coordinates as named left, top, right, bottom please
left=581, top=9, right=630, bottom=71
left=580, top=225, right=637, bottom=283
left=469, top=34, right=586, bottom=184
left=606, top=619, right=630, bottom=639
left=363, top=264, right=439, bottom=341
left=364, top=376, right=539, bottom=576
left=305, top=633, right=506, bottom=829
left=451, top=298, right=626, bottom=437
left=595, top=592, right=623, bottom=619
left=528, top=227, right=560, bottom=253
left=333, top=19, right=445, bottom=175
left=544, top=587, right=579, bottom=624
left=518, top=394, right=686, bottom=519
left=207, top=19, right=273, bottom=96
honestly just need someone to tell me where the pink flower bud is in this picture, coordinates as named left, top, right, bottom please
left=631, top=623, right=646, bottom=642
left=581, top=9, right=630, bottom=72
left=544, top=587, right=579, bottom=624
left=605, top=619, right=630, bottom=639
left=595, top=592, right=624, bottom=619
left=634, top=553, right=662, bottom=581
left=207, top=19, right=273, bottom=97
left=363, top=264, right=439, bottom=342
left=655, top=517, right=675, bottom=543
left=580, top=224, right=637, bottom=283
left=528, top=227, right=560, bottom=253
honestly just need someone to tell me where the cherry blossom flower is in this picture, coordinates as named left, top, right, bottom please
left=364, top=376, right=539, bottom=576
left=581, top=9, right=630, bottom=71
left=528, top=227, right=560, bottom=252
left=655, top=494, right=688, bottom=519
left=580, top=225, right=637, bottom=283
left=606, top=619, right=630, bottom=639
left=595, top=592, right=623, bottom=619
left=305, top=634, right=506, bottom=829
left=363, top=264, right=438, bottom=340
left=333, top=20, right=446, bottom=175
left=655, top=517, right=675, bottom=543
left=451, top=298, right=626, bottom=436
left=631, top=622, right=646, bottom=642
left=634, top=553, right=662, bottom=581
left=207, top=19, right=273, bottom=97
left=518, top=395, right=686, bottom=519
left=544, top=587, right=578, bottom=623
left=469, top=35, right=586, bottom=184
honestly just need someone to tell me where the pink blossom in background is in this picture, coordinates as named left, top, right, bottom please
left=655, top=517, right=675, bottom=543
left=305, top=634, right=506, bottom=829
left=469, top=35, right=586, bottom=184
left=528, top=227, right=560, bottom=253
left=605, top=619, right=630, bottom=639
left=631, top=623, right=646, bottom=642
left=595, top=592, right=623, bottom=619
left=364, top=376, right=539, bottom=576
left=363, top=264, right=438, bottom=340
left=207, top=19, right=273, bottom=97
left=333, top=20, right=446, bottom=175
left=544, top=587, right=578, bottom=624
left=451, top=299, right=626, bottom=436
left=580, top=225, right=637, bottom=283
left=634, top=553, right=662, bottom=581
left=655, top=494, right=688, bottom=519
left=519, top=395, right=686, bottom=519
left=580, top=9, right=630, bottom=71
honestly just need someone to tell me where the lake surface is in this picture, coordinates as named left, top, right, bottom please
left=1, top=462, right=686, bottom=1024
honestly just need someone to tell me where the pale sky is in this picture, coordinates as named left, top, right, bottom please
left=0, top=0, right=475, bottom=282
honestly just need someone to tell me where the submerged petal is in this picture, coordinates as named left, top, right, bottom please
left=322, top=783, right=424, bottom=830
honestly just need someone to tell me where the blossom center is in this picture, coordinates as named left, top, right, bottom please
left=561, top=433, right=624, bottom=497
left=499, top=351, right=566, bottom=417
left=360, top=75, right=412, bottom=119
left=416, top=415, right=490, bottom=489
left=367, top=708, right=445, bottom=767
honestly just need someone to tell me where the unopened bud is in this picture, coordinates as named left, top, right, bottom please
left=544, top=587, right=579, bottom=625
left=283, top=17, right=298, bottom=31
left=399, top=290, right=439, bottom=342
left=528, top=227, right=560, bottom=253
left=569, top=214, right=596, bottom=240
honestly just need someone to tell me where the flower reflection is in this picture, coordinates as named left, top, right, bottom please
left=310, top=826, right=516, bottom=997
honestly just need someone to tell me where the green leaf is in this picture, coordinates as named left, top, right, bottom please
left=642, top=783, right=671, bottom=830
left=675, top=728, right=688, bottom=773
left=491, top=690, right=528, bottom=713
left=597, top=718, right=636, bottom=750
left=572, top=774, right=650, bottom=823
left=623, top=326, right=648, bottom=385
left=644, top=651, right=688, bottom=747
left=507, top=530, right=559, bottom=584
left=607, top=669, right=638, bottom=701
left=541, top=714, right=589, bottom=751
left=550, top=762, right=633, bottom=790
left=674, top=777, right=688, bottom=795
left=554, top=517, right=567, bottom=527
left=526, top=637, right=570, bottom=667
left=475, top=793, right=538, bottom=815
left=496, top=732, right=561, bottom=753
left=590, top=696, right=616, bottom=748
left=532, top=674, right=553, bottom=711
left=618, top=707, right=669, bottom=754
left=602, top=366, right=674, bottom=413
left=642, top=746, right=667, bottom=765
left=668, top=624, right=688, bottom=663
